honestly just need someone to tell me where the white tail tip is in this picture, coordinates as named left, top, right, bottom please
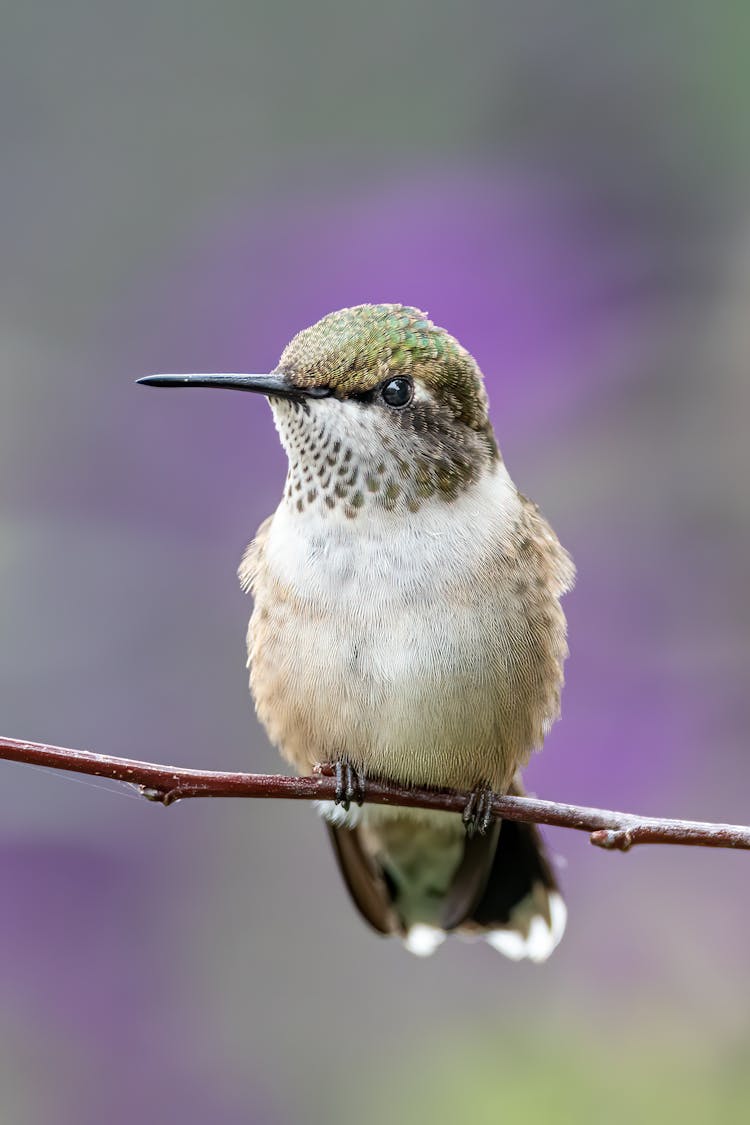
left=486, top=892, right=567, bottom=963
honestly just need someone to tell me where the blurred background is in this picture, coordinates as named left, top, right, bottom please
left=1, top=1, right=749, bottom=1121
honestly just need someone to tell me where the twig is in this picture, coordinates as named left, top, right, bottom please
left=0, top=734, right=748, bottom=852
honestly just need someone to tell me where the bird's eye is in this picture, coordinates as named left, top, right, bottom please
left=381, top=376, right=413, bottom=408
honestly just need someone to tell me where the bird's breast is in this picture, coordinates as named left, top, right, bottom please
left=246, top=465, right=560, bottom=793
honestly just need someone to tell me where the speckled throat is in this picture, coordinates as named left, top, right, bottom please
left=271, top=393, right=499, bottom=520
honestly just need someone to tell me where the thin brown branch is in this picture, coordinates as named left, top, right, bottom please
left=1, top=734, right=748, bottom=852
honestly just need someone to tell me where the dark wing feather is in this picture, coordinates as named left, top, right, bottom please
left=439, top=822, right=500, bottom=930
left=327, top=825, right=402, bottom=936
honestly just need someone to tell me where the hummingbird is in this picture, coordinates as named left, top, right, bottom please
left=138, top=304, right=575, bottom=960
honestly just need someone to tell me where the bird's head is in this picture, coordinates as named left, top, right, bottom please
left=139, top=304, right=500, bottom=517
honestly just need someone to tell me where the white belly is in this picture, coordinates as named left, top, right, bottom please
left=247, top=464, right=549, bottom=793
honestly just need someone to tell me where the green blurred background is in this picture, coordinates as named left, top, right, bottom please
left=1, top=2, right=749, bottom=1122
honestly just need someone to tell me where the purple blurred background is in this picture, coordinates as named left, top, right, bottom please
left=1, top=3, right=749, bottom=1122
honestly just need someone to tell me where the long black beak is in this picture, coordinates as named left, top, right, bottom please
left=136, top=373, right=329, bottom=399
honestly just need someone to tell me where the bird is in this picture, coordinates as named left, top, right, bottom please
left=138, top=303, right=575, bottom=960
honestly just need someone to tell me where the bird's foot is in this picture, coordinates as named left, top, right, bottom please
left=332, top=760, right=366, bottom=811
left=462, top=786, right=496, bottom=839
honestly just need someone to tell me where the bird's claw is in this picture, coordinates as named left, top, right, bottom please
left=333, top=760, right=365, bottom=810
left=462, top=786, right=496, bottom=838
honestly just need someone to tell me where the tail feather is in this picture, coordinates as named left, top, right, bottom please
left=325, top=780, right=565, bottom=962
left=471, top=820, right=556, bottom=927
left=455, top=778, right=565, bottom=960
left=460, top=814, right=566, bottom=961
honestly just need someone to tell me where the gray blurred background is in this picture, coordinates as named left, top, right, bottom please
left=1, top=2, right=749, bottom=1122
